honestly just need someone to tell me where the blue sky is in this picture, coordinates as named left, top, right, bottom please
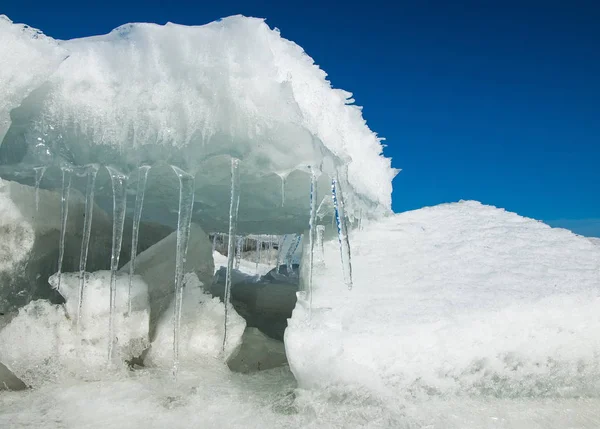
left=3, top=0, right=600, bottom=235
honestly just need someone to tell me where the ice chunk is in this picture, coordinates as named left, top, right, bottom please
left=119, top=223, right=214, bottom=340
left=0, top=269, right=150, bottom=386
left=146, top=273, right=245, bottom=366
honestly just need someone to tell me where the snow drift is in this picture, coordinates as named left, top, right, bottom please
left=286, top=201, right=600, bottom=398
left=0, top=14, right=395, bottom=234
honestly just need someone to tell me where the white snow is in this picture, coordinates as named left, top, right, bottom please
left=0, top=15, right=395, bottom=232
left=287, top=201, right=600, bottom=398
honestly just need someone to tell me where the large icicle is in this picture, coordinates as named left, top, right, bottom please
left=307, top=168, right=318, bottom=315
left=171, top=166, right=195, bottom=379
left=316, top=225, right=325, bottom=264
left=76, top=164, right=99, bottom=330
left=127, top=165, right=151, bottom=316
left=106, top=166, right=128, bottom=365
left=276, top=171, right=289, bottom=207
left=55, top=167, right=72, bottom=293
left=331, top=176, right=354, bottom=290
left=223, top=158, right=240, bottom=352
left=255, top=235, right=262, bottom=274
left=235, top=235, right=243, bottom=270
left=285, top=234, right=302, bottom=274
left=33, top=166, right=46, bottom=212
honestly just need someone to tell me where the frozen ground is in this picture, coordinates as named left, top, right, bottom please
left=2, top=201, right=600, bottom=428
left=2, top=366, right=600, bottom=429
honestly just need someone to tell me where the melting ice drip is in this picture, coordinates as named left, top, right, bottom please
left=307, top=167, right=318, bottom=316
left=106, top=166, right=128, bottom=365
left=331, top=176, right=353, bottom=290
left=223, top=158, right=240, bottom=352
left=76, top=164, right=99, bottom=331
left=33, top=166, right=47, bottom=212
left=255, top=235, right=262, bottom=274
left=171, top=166, right=195, bottom=379
left=55, top=167, right=73, bottom=293
left=127, top=165, right=151, bottom=316
left=235, top=236, right=243, bottom=270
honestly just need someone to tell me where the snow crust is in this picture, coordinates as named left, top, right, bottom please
left=286, top=201, right=600, bottom=398
left=0, top=15, right=395, bottom=233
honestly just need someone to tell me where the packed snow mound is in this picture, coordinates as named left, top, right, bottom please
left=0, top=15, right=395, bottom=233
left=286, top=201, right=600, bottom=398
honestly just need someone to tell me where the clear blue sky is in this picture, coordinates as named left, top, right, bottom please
left=3, top=0, right=600, bottom=235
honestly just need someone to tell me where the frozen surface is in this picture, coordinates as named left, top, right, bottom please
left=1, top=367, right=600, bottom=429
left=0, top=15, right=395, bottom=233
left=287, top=201, right=600, bottom=398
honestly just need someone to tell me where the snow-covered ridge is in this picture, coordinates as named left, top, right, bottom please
left=0, top=15, right=396, bottom=232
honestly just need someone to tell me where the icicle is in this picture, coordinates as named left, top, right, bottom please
left=286, top=234, right=302, bottom=274
left=268, top=235, right=273, bottom=265
left=106, top=166, right=128, bottom=365
left=55, top=167, right=72, bottom=293
left=76, top=164, right=99, bottom=331
left=276, top=172, right=289, bottom=207
left=127, top=165, right=151, bottom=317
left=33, top=166, right=46, bottom=212
left=331, top=176, right=354, bottom=290
left=276, top=235, right=285, bottom=273
left=307, top=168, right=318, bottom=315
left=234, top=235, right=243, bottom=270
left=211, top=233, right=218, bottom=254
left=255, top=235, right=262, bottom=274
left=171, top=166, right=195, bottom=379
left=316, top=225, right=325, bottom=263
left=223, top=158, right=240, bottom=352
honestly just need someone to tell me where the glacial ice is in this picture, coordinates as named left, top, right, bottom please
left=0, top=14, right=395, bottom=235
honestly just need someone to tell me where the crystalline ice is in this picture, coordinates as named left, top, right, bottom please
left=0, top=15, right=395, bottom=235
left=106, top=166, right=128, bottom=365
left=170, top=166, right=195, bottom=378
left=127, top=165, right=151, bottom=316
left=76, top=164, right=99, bottom=330
left=331, top=175, right=353, bottom=290
left=55, top=167, right=72, bottom=293
left=223, top=158, right=240, bottom=352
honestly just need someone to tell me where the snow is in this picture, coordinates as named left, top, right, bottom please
left=286, top=201, right=600, bottom=398
left=0, top=15, right=395, bottom=234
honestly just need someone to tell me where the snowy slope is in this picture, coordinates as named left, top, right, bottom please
left=286, top=201, right=600, bottom=398
left=0, top=15, right=395, bottom=233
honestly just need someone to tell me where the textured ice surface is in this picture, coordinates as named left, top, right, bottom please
left=286, top=201, right=600, bottom=398
left=0, top=271, right=149, bottom=386
left=146, top=273, right=245, bottom=366
left=0, top=15, right=395, bottom=233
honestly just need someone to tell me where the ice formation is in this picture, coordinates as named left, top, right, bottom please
left=0, top=14, right=395, bottom=234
